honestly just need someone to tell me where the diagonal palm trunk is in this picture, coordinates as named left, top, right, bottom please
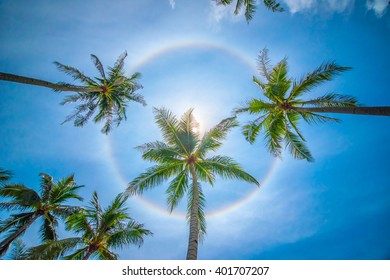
left=295, top=106, right=390, bottom=116
left=0, top=72, right=99, bottom=92
left=0, top=214, right=40, bottom=257
left=82, top=246, right=98, bottom=260
left=186, top=163, right=200, bottom=260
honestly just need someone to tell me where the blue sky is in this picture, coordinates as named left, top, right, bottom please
left=0, top=0, right=389, bottom=260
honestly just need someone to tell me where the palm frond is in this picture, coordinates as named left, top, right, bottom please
left=263, top=112, right=285, bottom=157
left=54, top=61, right=96, bottom=86
left=108, top=220, right=152, bottom=249
left=153, top=107, right=190, bottom=155
left=299, top=111, right=341, bottom=125
left=7, top=239, right=27, bottom=260
left=253, top=75, right=267, bottom=92
left=0, top=184, right=41, bottom=208
left=267, top=58, right=291, bottom=101
left=201, top=156, right=260, bottom=186
left=90, top=54, right=106, bottom=79
left=195, top=116, right=238, bottom=158
left=0, top=168, right=12, bottom=184
left=257, top=48, right=272, bottom=81
left=178, top=108, right=199, bottom=154
left=127, top=162, right=185, bottom=195
left=26, top=237, right=81, bottom=260
left=243, top=0, right=257, bottom=22
left=263, top=0, right=284, bottom=12
left=0, top=212, right=36, bottom=233
left=288, top=62, right=352, bottom=101
left=286, top=112, right=305, bottom=141
left=194, top=161, right=216, bottom=185
left=300, top=93, right=358, bottom=107
left=66, top=210, right=94, bottom=237
left=235, top=99, right=274, bottom=115
left=113, top=51, right=128, bottom=73
left=166, top=169, right=189, bottom=212
left=284, top=128, right=313, bottom=162
left=136, top=141, right=184, bottom=163
left=242, top=113, right=271, bottom=144
left=39, top=173, right=53, bottom=202
left=64, top=246, right=90, bottom=260
left=40, top=213, right=58, bottom=242
left=48, top=174, right=83, bottom=205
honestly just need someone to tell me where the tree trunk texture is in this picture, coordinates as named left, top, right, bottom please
left=82, top=246, right=97, bottom=260
left=0, top=72, right=98, bottom=93
left=186, top=163, right=200, bottom=260
left=0, top=214, right=41, bottom=257
left=295, top=106, right=390, bottom=116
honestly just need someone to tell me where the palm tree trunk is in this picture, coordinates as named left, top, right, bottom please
left=186, top=163, right=200, bottom=260
left=82, top=246, right=97, bottom=260
left=0, top=72, right=98, bottom=93
left=295, top=106, right=390, bottom=116
left=0, top=214, right=40, bottom=257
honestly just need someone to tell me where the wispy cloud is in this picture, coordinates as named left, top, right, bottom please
left=366, top=0, right=389, bottom=17
left=169, top=0, right=176, bottom=10
left=282, top=0, right=355, bottom=15
left=208, top=1, right=243, bottom=30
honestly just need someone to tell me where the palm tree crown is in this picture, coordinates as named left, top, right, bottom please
left=235, top=48, right=368, bottom=161
left=25, top=192, right=152, bottom=260
left=0, top=173, right=83, bottom=257
left=215, top=0, right=283, bottom=22
left=128, top=107, right=259, bottom=259
left=57, top=51, right=146, bottom=134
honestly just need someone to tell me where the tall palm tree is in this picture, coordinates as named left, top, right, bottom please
left=25, top=192, right=152, bottom=260
left=235, top=48, right=390, bottom=162
left=128, top=107, right=259, bottom=260
left=214, top=0, right=284, bottom=22
left=0, top=52, right=145, bottom=134
left=0, top=173, right=83, bottom=257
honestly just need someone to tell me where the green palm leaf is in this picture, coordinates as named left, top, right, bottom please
left=195, top=116, right=238, bottom=158
left=166, top=169, right=190, bottom=212
left=300, top=93, right=358, bottom=107
left=288, top=62, right=352, bottom=101
left=0, top=168, right=12, bottom=184
left=200, top=156, right=260, bottom=185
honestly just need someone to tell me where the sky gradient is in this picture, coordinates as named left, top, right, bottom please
left=0, top=0, right=389, bottom=260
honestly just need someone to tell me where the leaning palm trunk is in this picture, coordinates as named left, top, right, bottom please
left=0, top=72, right=99, bottom=92
left=295, top=106, right=390, bottom=116
left=186, top=163, right=200, bottom=260
left=0, top=214, right=40, bottom=257
left=82, top=246, right=97, bottom=260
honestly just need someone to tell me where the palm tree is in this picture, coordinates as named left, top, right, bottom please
left=214, top=0, right=284, bottom=22
left=25, top=192, right=152, bottom=260
left=0, top=52, right=145, bottom=134
left=0, top=173, right=83, bottom=257
left=128, top=107, right=259, bottom=260
left=234, top=48, right=390, bottom=162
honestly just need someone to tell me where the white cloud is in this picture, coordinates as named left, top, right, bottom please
left=282, top=0, right=355, bottom=14
left=208, top=1, right=243, bottom=30
left=366, top=0, right=389, bottom=17
left=283, top=0, right=315, bottom=13
left=169, top=0, right=175, bottom=10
